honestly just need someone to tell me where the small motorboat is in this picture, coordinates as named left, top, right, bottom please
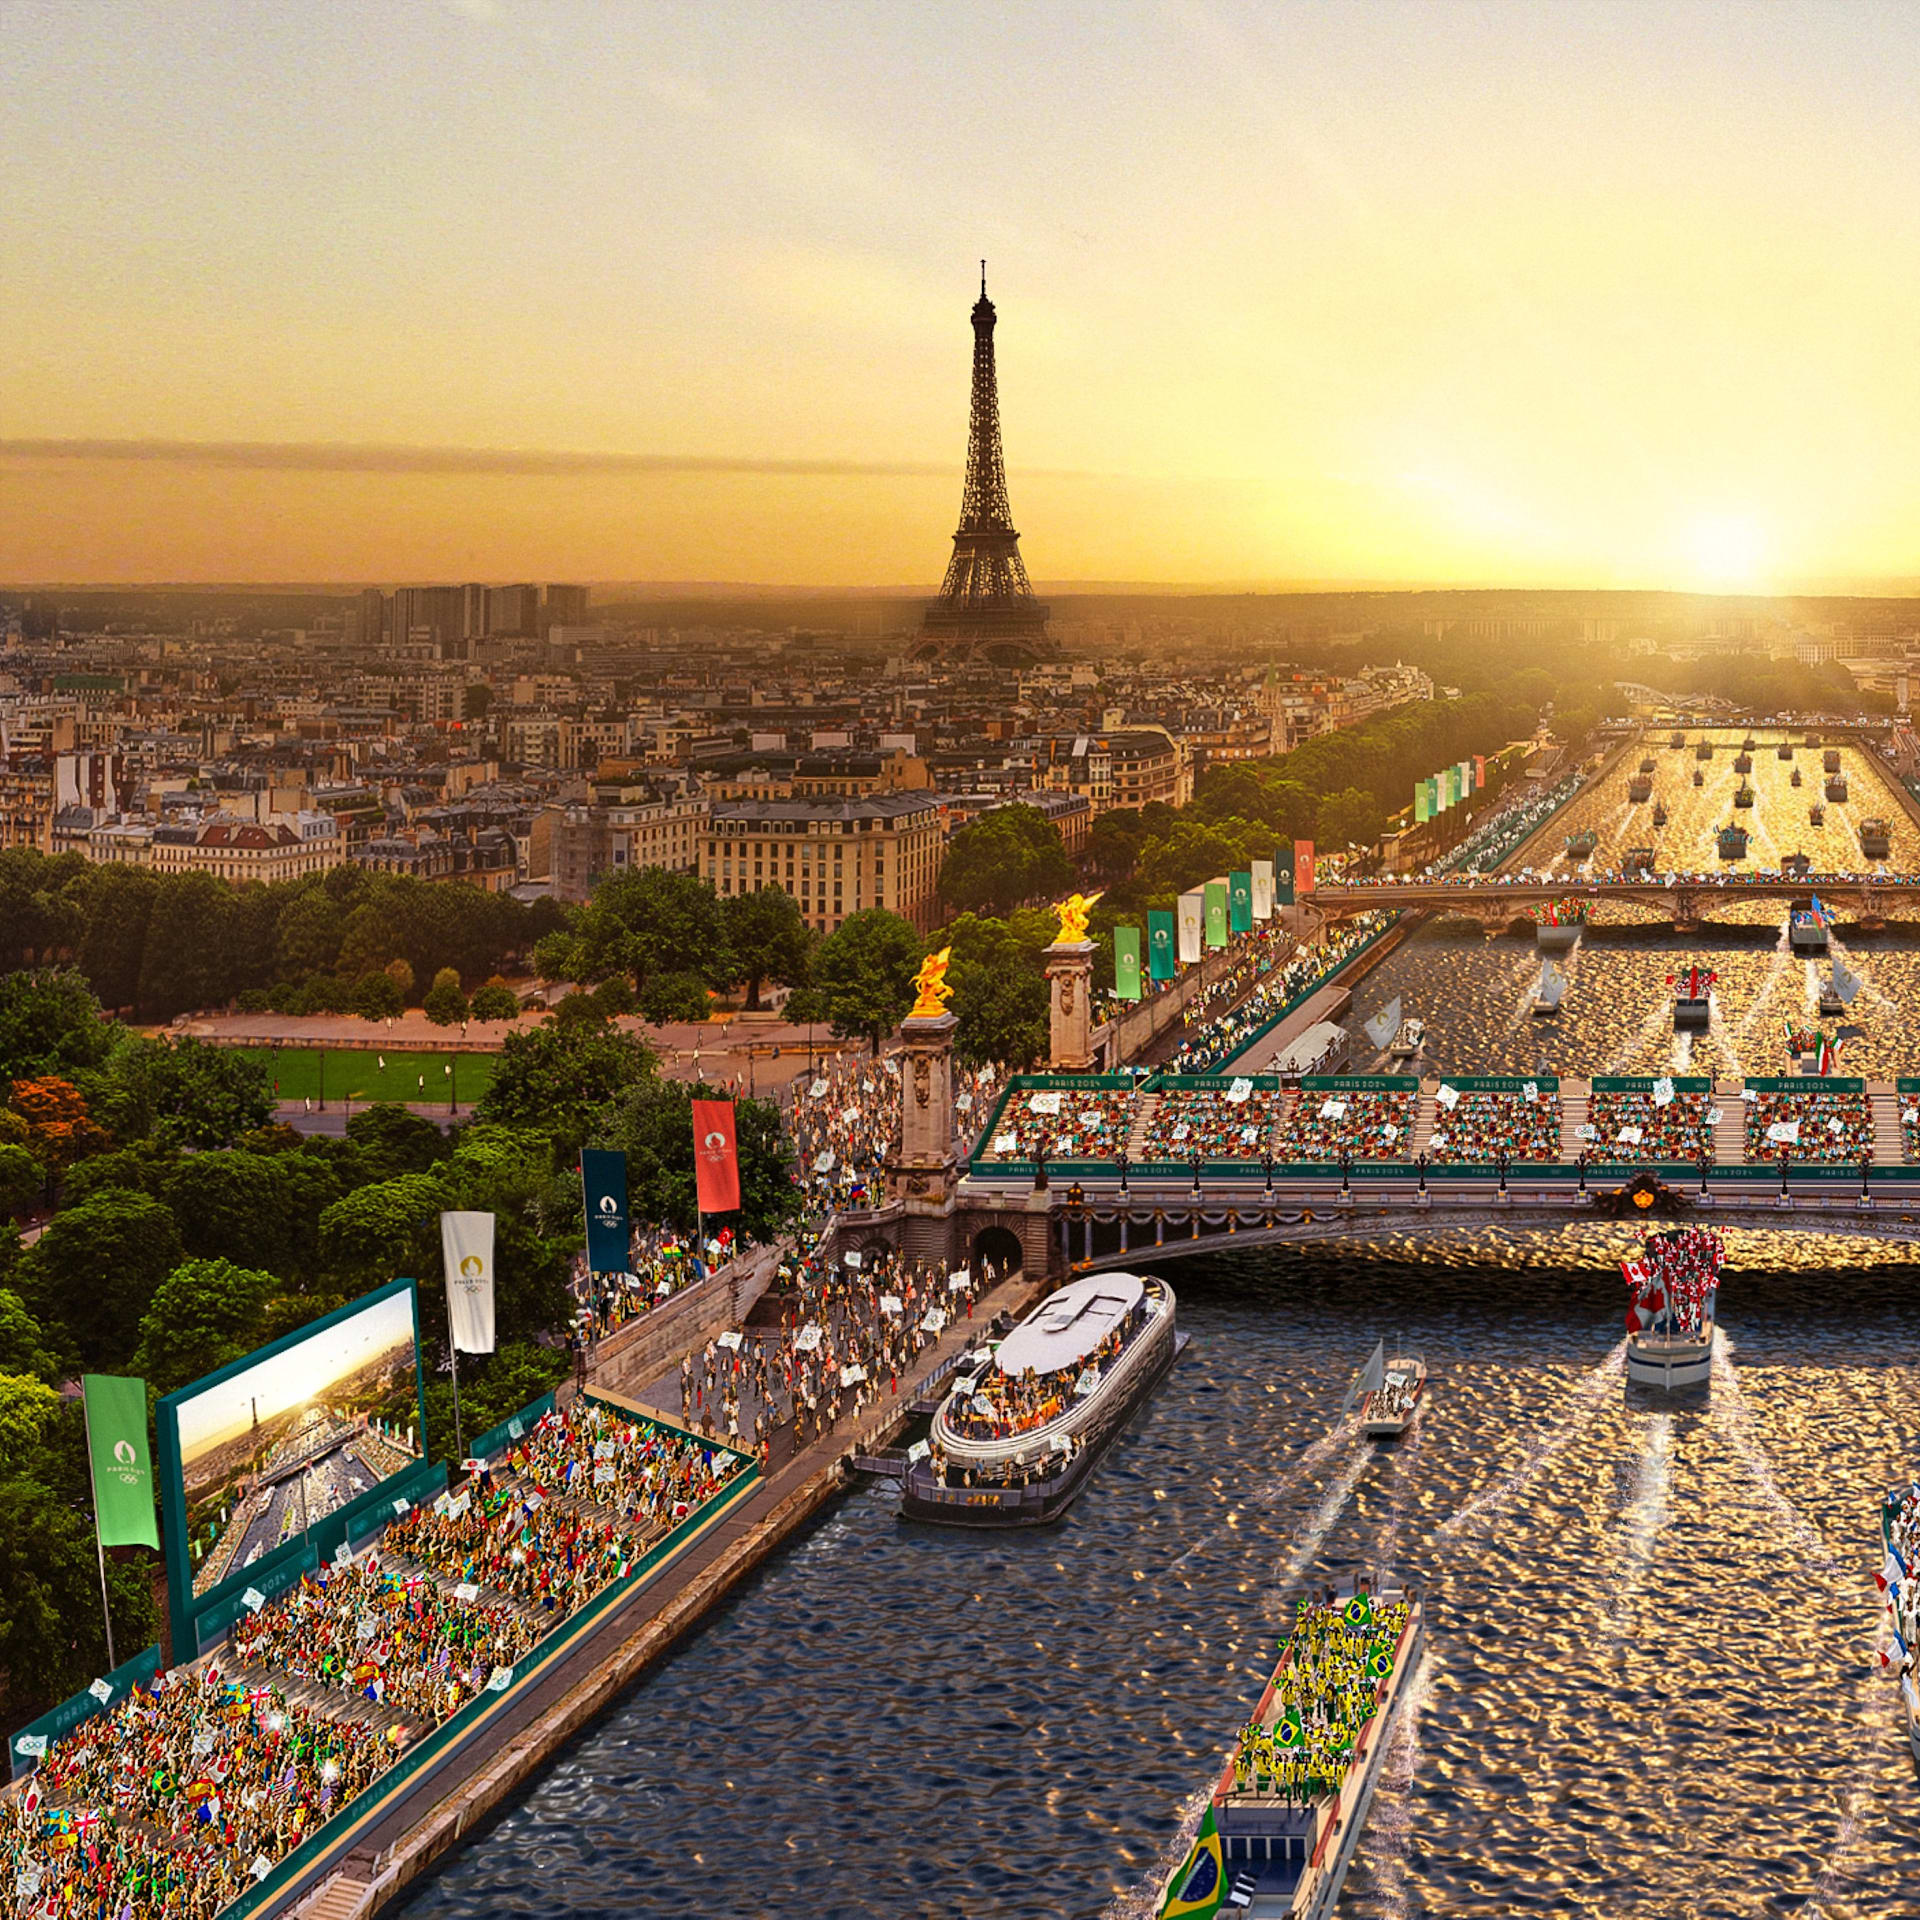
left=1387, top=1016, right=1426, bottom=1062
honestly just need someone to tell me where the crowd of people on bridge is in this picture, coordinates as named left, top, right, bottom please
left=1425, top=1087, right=1561, bottom=1164
left=981, top=1085, right=1135, bottom=1163
left=1744, top=1086, right=1874, bottom=1163
left=1271, top=1086, right=1420, bottom=1162
left=1135, top=1084, right=1274, bottom=1160
left=1585, top=1087, right=1715, bottom=1163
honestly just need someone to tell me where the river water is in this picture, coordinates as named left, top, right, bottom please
left=398, top=1227, right=1920, bottom=1920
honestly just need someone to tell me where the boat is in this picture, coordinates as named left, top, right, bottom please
left=1824, top=749, right=1842, bottom=773
left=1734, top=752, right=1753, bottom=774
left=1788, top=907, right=1829, bottom=954
left=1386, top=1016, right=1425, bottom=1063
left=1791, top=766, right=1804, bottom=787
left=1623, top=844, right=1656, bottom=875
left=1877, top=1488, right=1920, bottom=1777
left=1530, top=899, right=1587, bottom=951
left=1861, top=817, right=1892, bottom=859
left=1733, top=780, right=1755, bottom=809
left=1532, top=960, right=1566, bottom=1017
left=1162, top=1581, right=1424, bottom=1919
left=1627, top=774, right=1653, bottom=802
left=1565, top=829, right=1599, bottom=860
left=1818, top=983, right=1845, bottom=1018
left=1696, top=741, right=1714, bottom=761
left=1692, top=768, right=1705, bottom=788
left=1810, top=803, right=1826, bottom=825
left=1671, top=964, right=1715, bottom=1032
left=902, top=1272, right=1181, bottom=1526
left=1652, top=802, right=1669, bottom=827
left=1669, top=730, right=1686, bottom=749
left=1826, top=775, right=1849, bottom=802
left=1361, top=1344, right=1428, bottom=1439
left=1638, top=756, right=1657, bottom=774
left=1778, top=743, right=1794, bottom=760
left=1624, top=1226, right=1721, bottom=1390
left=1716, top=824, right=1749, bottom=859
left=1781, top=851, right=1812, bottom=877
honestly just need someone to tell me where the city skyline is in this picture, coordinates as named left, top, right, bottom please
left=9, top=3, right=1920, bottom=592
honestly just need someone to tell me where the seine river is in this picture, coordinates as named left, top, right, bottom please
left=399, top=729, right=1920, bottom=1918
left=399, top=1230, right=1920, bottom=1920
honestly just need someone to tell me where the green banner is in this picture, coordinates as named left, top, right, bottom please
left=83, top=1373, right=158, bottom=1550
left=1744, top=1076, right=1865, bottom=1094
left=1114, top=925, right=1143, bottom=1001
left=1274, top=847, right=1295, bottom=906
left=1204, top=880, right=1229, bottom=948
left=1229, top=870, right=1253, bottom=934
left=1414, top=782, right=1430, bottom=824
left=1147, top=910, right=1176, bottom=982
left=1592, top=1076, right=1712, bottom=1092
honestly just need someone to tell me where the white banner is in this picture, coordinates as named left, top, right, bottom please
left=1251, top=860, right=1275, bottom=921
left=441, top=1210, right=497, bottom=1355
left=1177, top=889, right=1204, bottom=965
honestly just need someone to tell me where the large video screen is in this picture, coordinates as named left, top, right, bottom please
left=161, top=1281, right=424, bottom=1599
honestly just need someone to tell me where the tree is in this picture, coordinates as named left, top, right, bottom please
left=273, top=886, right=343, bottom=980
left=353, top=971, right=404, bottom=1021
left=564, top=867, right=733, bottom=993
left=943, top=911, right=1053, bottom=1069
left=345, top=1103, right=451, bottom=1182
left=132, top=1258, right=279, bottom=1396
left=809, top=910, right=921, bottom=1051
left=160, top=1152, right=295, bottom=1273
left=423, top=966, right=469, bottom=1027
left=475, top=1022, right=656, bottom=1154
left=0, top=1144, right=40, bottom=1217
left=723, top=886, right=811, bottom=1010
left=470, top=979, right=520, bottom=1023
left=384, top=956, right=417, bottom=1003
left=74, top=867, right=157, bottom=1014
left=136, top=873, right=241, bottom=1017
left=94, top=1035, right=272, bottom=1148
left=14, top=1190, right=183, bottom=1370
left=937, top=805, right=1074, bottom=916
left=0, top=970, right=114, bottom=1082
left=636, top=971, right=711, bottom=1024
left=0, top=1372, right=60, bottom=1476
left=317, top=1172, right=446, bottom=1288
left=1315, top=785, right=1384, bottom=849
left=10, top=1077, right=107, bottom=1173
left=0, top=1291, right=63, bottom=1382
left=420, top=1340, right=564, bottom=1472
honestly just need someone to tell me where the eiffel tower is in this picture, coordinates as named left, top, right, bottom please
left=914, top=266, right=1054, bottom=666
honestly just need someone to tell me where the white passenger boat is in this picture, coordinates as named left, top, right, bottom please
left=1879, top=1486, right=1920, bottom=1777
left=901, top=1272, right=1181, bottom=1526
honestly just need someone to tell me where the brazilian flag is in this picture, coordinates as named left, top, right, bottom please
left=1369, top=1646, right=1395, bottom=1681
left=1158, top=1803, right=1225, bottom=1918
left=1273, top=1705, right=1304, bottom=1749
left=1343, top=1594, right=1373, bottom=1629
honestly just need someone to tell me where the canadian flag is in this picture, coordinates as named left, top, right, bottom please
left=1621, top=1256, right=1651, bottom=1293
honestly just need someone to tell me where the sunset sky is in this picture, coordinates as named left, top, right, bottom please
left=6, top=1, right=1920, bottom=590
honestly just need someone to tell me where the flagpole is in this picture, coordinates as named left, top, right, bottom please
left=80, top=1390, right=116, bottom=1671
left=450, top=1340, right=464, bottom=1464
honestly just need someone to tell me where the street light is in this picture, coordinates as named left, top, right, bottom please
left=1416, top=1151, right=1428, bottom=1196
left=1117, top=1151, right=1130, bottom=1199
left=1340, top=1147, right=1353, bottom=1197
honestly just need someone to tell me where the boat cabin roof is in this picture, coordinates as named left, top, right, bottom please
left=996, top=1272, right=1145, bottom=1377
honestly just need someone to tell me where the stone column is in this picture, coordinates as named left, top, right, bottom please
left=891, top=1009, right=959, bottom=1234
left=1046, top=937, right=1096, bottom=1070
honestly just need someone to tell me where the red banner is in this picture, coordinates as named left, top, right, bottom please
left=1294, top=838, right=1316, bottom=895
left=692, top=1099, right=741, bottom=1214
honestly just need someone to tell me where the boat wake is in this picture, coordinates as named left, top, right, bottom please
left=1170, top=1418, right=1359, bottom=1572
left=1101, top=1780, right=1214, bottom=1920
left=1437, top=1341, right=1627, bottom=1541
left=1606, top=1412, right=1671, bottom=1640
left=1269, top=1447, right=1371, bottom=1598
left=1361, top=1647, right=1435, bottom=1920
left=1707, top=1332, right=1839, bottom=1579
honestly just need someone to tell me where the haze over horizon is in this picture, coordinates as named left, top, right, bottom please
left=9, top=2, right=1920, bottom=594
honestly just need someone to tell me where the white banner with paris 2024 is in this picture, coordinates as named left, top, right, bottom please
left=441, top=1210, right=496, bottom=1355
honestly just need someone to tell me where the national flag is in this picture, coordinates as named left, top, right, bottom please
left=1157, top=1803, right=1226, bottom=1919
left=1343, top=1593, right=1373, bottom=1629
left=1368, top=1646, right=1395, bottom=1680
left=1620, top=1256, right=1650, bottom=1293
left=692, top=1099, right=741, bottom=1213
left=1878, top=1547, right=1906, bottom=1593
left=1273, top=1705, right=1304, bottom=1748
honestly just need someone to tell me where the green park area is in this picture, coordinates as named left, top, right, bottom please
left=237, top=1046, right=498, bottom=1107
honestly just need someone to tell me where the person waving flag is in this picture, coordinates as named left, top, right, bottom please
left=1158, top=1803, right=1226, bottom=1918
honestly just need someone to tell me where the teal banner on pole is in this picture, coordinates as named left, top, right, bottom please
left=1229, top=870, right=1253, bottom=934
left=1147, top=910, right=1176, bottom=981
left=581, top=1148, right=630, bottom=1274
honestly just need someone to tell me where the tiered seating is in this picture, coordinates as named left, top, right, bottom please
left=1426, top=1089, right=1560, bottom=1163
left=979, top=1086, right=1135, bottom=1161
left=1136, top=1085, right=1275, bottom=1160
left=1272, top=1088, right=1419, bottom=1161
left=1586, top=1088, right=1713, bottom=1162
left=1745, top=1087, right=1873, bottom=1162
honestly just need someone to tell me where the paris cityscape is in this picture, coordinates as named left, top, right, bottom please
left=4, top=6, right=1920, bottom=1919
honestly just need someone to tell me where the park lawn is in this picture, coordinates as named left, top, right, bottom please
left=239, top=1047, right=498, bottom=1107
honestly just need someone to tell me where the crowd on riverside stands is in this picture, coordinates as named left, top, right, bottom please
left=1903, top=1096, right=1920, bottom=1164
left=1171, top=911, right=1398, bottom=1072
left=1135, top=1086, right=1276, bottom=1160
left=1230, top=1591, right=1413, bottom=1805
left=1425, top=1088, right=1561, bottom=1163
left=979, top=1086, right=1136, bottom=1162
left=2, top=1401, right=747, bottom=1920
left=1585, top=1088, right=1715, bottom=1162
left=1271, top=1087, right=1419, bottom=1162
left=678, top=1235, right=992, bottom=1456
left=571, top=1227, right=718, bottom=1339
left=1744, top=1087, right=1874, bottom=1163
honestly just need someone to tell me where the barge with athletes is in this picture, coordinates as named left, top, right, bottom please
left=1157, top=1581, right=1425, bottom=1918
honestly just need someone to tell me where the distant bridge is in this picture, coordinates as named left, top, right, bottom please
left=1301, top=874, right=1920, bottom=927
